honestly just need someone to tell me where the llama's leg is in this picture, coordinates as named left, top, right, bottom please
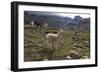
left=50, top=38, right=54, bottom=49
left=47, top=37, right=52, bottom=49
left=55, top=43, right=58, bottom=49
left=55, top=41, right=58, bottom=49
left=54, top=38, right=58, bottom=49
left=56, top=35, right=62, bottom=49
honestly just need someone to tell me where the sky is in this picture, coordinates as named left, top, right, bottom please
left=53, top=13, right=90, bottom=18
left=26, top=11, right=90, bottom=19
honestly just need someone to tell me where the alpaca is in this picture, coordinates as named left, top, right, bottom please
left=45, top=28, right=63, bottom=49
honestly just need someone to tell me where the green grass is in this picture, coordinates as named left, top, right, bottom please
left=24, top=26, right=90, bottom=61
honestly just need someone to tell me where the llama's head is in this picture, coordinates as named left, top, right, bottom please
left=60, top=29, right=63, bottom=33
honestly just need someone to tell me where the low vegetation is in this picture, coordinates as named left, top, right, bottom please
left=24, top=25, right=90, bottom=61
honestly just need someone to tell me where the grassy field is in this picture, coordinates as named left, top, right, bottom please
left=24, top=25, right=90, bottom=61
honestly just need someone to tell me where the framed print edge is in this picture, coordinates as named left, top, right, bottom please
left=11, top=1, right=98, bottom=72
left=95, top=7, right=98, bottom=66
left=11, top=2, right=18, bottom=71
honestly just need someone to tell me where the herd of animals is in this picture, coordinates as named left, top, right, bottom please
left=30, top=21, right=48, bottom=28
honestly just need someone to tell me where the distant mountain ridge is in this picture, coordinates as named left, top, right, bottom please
left=24, top=12, right=90, bottom=29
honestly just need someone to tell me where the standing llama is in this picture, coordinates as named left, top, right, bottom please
left=45, top=28, right=63, bottom=49
left=30, top=21, right=34, bottom=27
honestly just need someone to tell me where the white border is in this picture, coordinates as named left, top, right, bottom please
left=18, top=5, right=96, bottom=68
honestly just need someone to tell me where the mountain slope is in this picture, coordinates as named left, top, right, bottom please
left=24, top=11, right=90, bottom=30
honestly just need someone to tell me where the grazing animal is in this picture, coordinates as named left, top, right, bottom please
left=43, top=23, right=48, bottom=28
left=30, top=21, right=34, bottom=27
left=45, top=28, right=63, bottom=49
left=34, top=22, right=42, bottom=28
left=30, top=21, right=48, bottom=28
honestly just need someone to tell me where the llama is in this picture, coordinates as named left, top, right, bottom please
left=30, top=21, right=34, bottom=27
left=45, top=28, right=63, bottom=49
left=43, top=23, right=48, bottom=28
left=34, top=22, right=42, bottom=28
